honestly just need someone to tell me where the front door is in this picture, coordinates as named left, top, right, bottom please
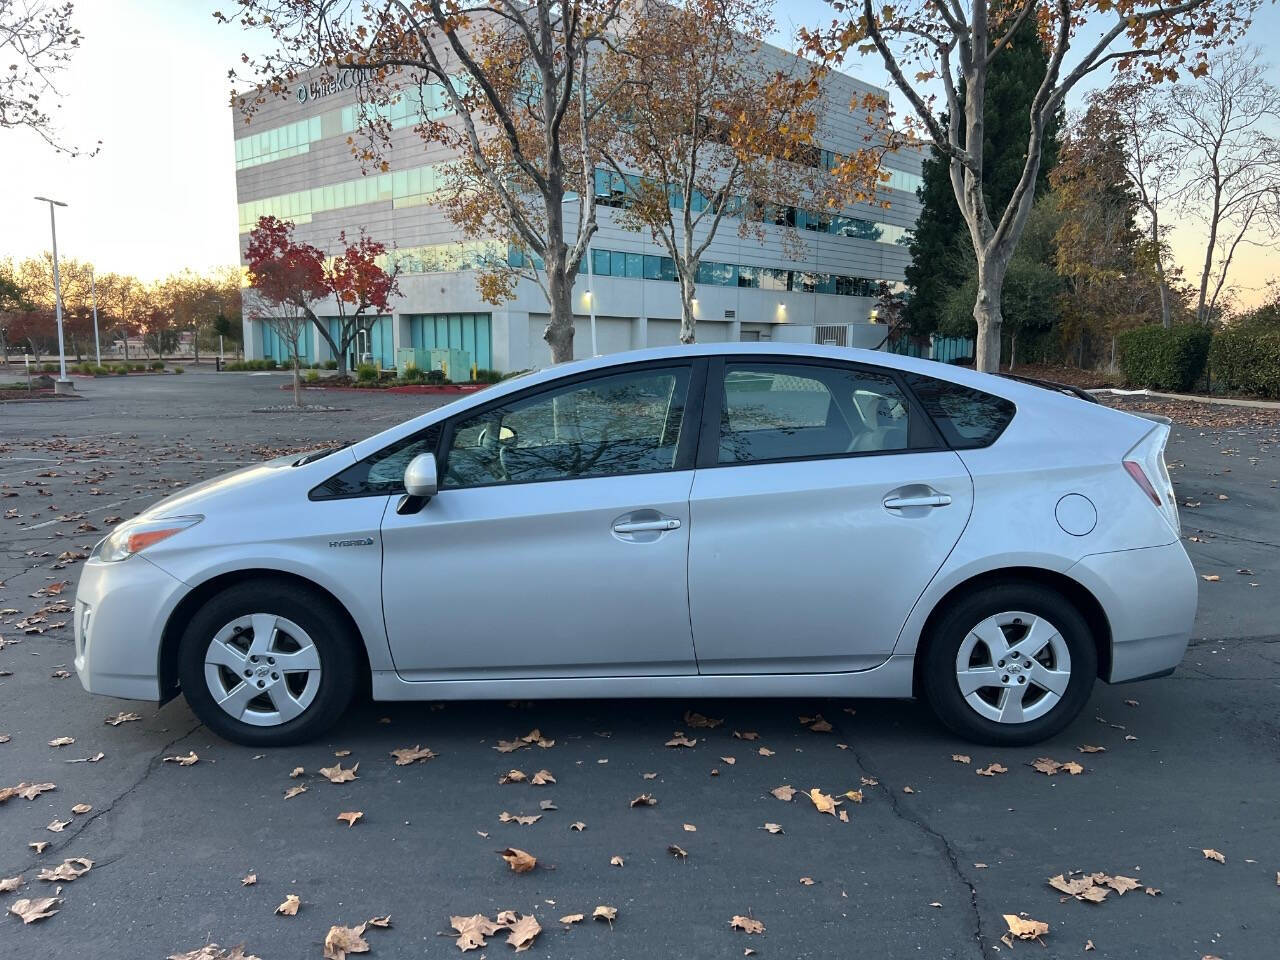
left=380, top=362, right=702, bottom=680
left=688, top=358, right=973, bottom=674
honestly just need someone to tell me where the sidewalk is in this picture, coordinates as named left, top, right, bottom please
left=1090, top=387, right=1280, bottom=410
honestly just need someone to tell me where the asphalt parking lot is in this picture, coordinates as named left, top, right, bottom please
left=1, top=370, right=1278, bottom=960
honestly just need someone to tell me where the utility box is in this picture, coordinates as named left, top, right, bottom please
left=429, top=348, right=471, bottom=383
left=396, top=347, right=430, bottom=376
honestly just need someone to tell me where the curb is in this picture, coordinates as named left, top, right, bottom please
left=1090, top=388, right=1280, bottom=411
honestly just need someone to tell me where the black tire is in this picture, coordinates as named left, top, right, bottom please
left=920, top=581, right=1097, bottom=746
left=178, top=580, right=358, bottom=747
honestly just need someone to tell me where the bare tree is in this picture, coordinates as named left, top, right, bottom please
left=223, top=0, right=625, bottom=364
left=803, top=0, right=1257, bottom=371
left=250, top=294, right=310, bottom=406
left=1158, top=47, right=1280, bottom=324
left=0, top=0, right=97, bottom=154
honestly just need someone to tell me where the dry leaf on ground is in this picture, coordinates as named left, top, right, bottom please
left=762, top=823, right=783, bottom=834
left=758, top=747, right=775, bottom=756
left=559, top=913, right=584, bottom=925
left=367, top=916, right=391, bottom=928
left=500, top=847, right=537, bottom=873
left=630, top=793, right=657, bottom=807
left=530, top=769, right=555, bottom=785
left=1032, top=757, right=1084, bottom=776
left=570, top=821, right=586, bottom=831
left=336, top=811, right=363, bottom=827
left=593, top=905, right=617, bottom=922
left=977, top=763, right=1008, bottom=776
left=318, top=762, right=358, bottom=783
left=730, top=915, right=765, bottom=934
left=952, top=754, right=971, bottom=763
left=166, top=943, right=262, bottom=960
left=71, top=803, right=91, bottom=814
left=283, top=785, right=307, bottom=800
left=36, top=857, right=93, bottom=882
left=770, top=785, right=797, bottom=801
left=610, top=855, right=624, bottom=866
left=242, top=873, right=257, bottom=886
left=684, top=711, right=723, bottom=728
left=499, top=769, right=527, bottom=784
left=805, top=788, right=839, bottom=816
left=1077, top=745, right=1107, bottom=754
left=164, top=751, right=199, bottom=766
left=665, top=732, right=697, bottom=748
left=289, top=767, right=304, bottom=777
left=733, top=730, right=759, bottom=740
left=506, top=913, right=541, bottom=951
left=46, top=818, right=70, bottom=832
left=1002, top=914, right=1049, bottom=943
left=1203, top=848, right=1226, bottom=863
left=668, top=844, right=688, bottom=858
left=390, top=745, right=436, bottom=766
left=451, top=913, right=501, bottom=951
left=0, top=875, right=23, bottom=892
left=322, top=922, right=369, bottom=960
left=48, top=736, right=74, bottom=747
left=10, top=897, right=61, bottom=924
left=276, top=894, right=301, bottom=916
left=499, top=812, right=541, bottom=825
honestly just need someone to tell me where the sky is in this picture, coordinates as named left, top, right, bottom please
left=0, top=0, right=1276, bottom=306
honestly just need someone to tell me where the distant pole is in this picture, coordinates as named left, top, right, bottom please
left=91, top=269, right=101, bottom=366
left=585, top=241, right=598, bottom=357
left=34, top=195, right=73, bottom=393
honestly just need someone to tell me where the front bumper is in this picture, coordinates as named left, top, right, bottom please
left=1068, top=541, right=1198, bottom=683
left=74, top=554, right=188, bottom=701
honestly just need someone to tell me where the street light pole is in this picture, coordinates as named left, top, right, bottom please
left=91, top=269, right=101, bottom=367
left=34, top=195, right=73, bottom=394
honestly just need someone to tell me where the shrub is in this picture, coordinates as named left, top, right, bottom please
left=93, top=365, right=111, bottom=376
left=114, top=365, right=129, bottom=376
left=304, top=368, right=320, bottom=383
left=356, top=362, right=378, bottom=383
left=149, top=360, right=165, bottom=371
left=1117, top=325, right=1212, bottom=392
left=132, top=363, right=146, bottom=372
left=473, top=368, right=503, bottom=384
left=425, top=368, right=445, bottom=385
left=399, top=363, right=425, bottom=384
left=41, top=363, right=59, bottom=374
left=324, top=359, right=338, bottom=370
left=172, top=365, right=184, bottom=374
left=1209, top=327, right=1280, bottom=399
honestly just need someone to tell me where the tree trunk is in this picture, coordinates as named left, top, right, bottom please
left=544, top=265, right=576, bottom=364
left=293, top=355, right=302, bottom=407
left=678, top=274, right=697, bottom=344
left=972, top=260, right=1005, bottom=373
left=1008, top=332, right=1017, bottom=372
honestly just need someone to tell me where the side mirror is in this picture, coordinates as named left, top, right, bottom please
left=397, top=453, right=438, bottom=515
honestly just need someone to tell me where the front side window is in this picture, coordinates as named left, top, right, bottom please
left=311, top=425, right=442, bottom=499
left=443, top=367, right=691, bottom=488
left=718, top=363, right=918, bottom=464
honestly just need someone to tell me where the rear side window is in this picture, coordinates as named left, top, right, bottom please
left=904, top=373, right=1015, bottom=449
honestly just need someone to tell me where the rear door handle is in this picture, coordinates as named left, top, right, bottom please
left=612, top=518, right=682, bottom=533
left=883, top=494, right=952, bottom=510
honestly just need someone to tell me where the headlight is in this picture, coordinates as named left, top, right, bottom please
left=92, top=516, right=203, bottom=563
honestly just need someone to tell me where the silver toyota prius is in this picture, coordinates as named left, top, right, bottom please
left=73, top=343, right=1196, bottom=747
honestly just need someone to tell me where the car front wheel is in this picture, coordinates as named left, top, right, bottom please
left=920, top=582, right=1097, bottom=746
left=177, top=581, right=357, bottom=747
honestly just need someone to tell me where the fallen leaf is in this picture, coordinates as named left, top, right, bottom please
left=1203, top=848, right=1226, bottom=863
left=570, top=821, right=586, bottom=831
left=684, top=710, right=723, bottom=728
left=501, top=847, right=537, bottom=873
left=592, top=905, right=617, bottom=923
left=929, top=901, right=942, bottom=908
left=977, top=763, right=1008, bottom=776
left=334, top=749, right=352, bottom=757
left=0, top=875, right=21, bottom=893
left=322, top=922, right=369, bottom=960
left=390, top=745, right=436, bottom=766
left=720, top=756, right=736, bottom=765
left=559, top=913, right=584, bottom=925
left=451, top=913, right=501, bottom=950
left=730, top=915, right=765, bottom=934
left=902, top=785, right=916, bottom=794
left=952, top=754, right=971, bottom=764
left=1032, top=757, right=1084, bottom=776
left=668, top=844, right=688, bottom=858
left=499, top=812, right=541, bottom=826
left=1002, top=914, right=1049, bottom=942
left=1105, top=875, right=1142, bottom=895
left=164, top=751, right=199, bottom=766
left=665, top=731, right=697, bottom=748
left=1201, top=574, right=1220, bottom=582
left=104, top=711, right=141, bottom=726
left=166, top=943, right=262, bottom=960
left=65, top=752, right=104, bottom=764
left=630, top=793, right=657, bottom=807
left=289, top=767, right=304, bottom=777
left=538, top=799, right=556, bottom=811
left=758, top=747, right=775, bottom=757
left=336, top=811, right=363, bottom=827
left=71, top=803, right=91, bottom=814
left=367, top=915, right=391, bottom=928
left=683, top=823, right=697, bottom=832
left=36, top=857, right=93, bottom=882
left=844, top=789, right=864, bottom=804
left=9, top=897, right=61, bottom=924
left=1077, top=745, right=1107, bottom=754
left=733, top=730, right=759, bottom=740
left=47, top=737, right=74, bottom=747
left=799, top=876, right=815, bottom=885
left=530, top=769, right=555, bottom=785
left=318, top=762, right=357, bottom=783
left=499, top=769, right=527, bottom=784
left=641, top=771, right=657, bottom=780
left=242, top=873, right=257, bottom=886
left=771, top=785, right=797, bottom=801
left=762, top=823, right=784, bottom=834
left=505, top=913, right=541, bottom=951
left=1123, top=699, right=1139, bottom=707
left=46, top=818, right=70, bottom=832
left=283, top=784, right=307, bottom=799
left=276, top=894, right=301, bottom=916
left=610, top=855, right=624, bottom=867
left=29, top=841, right=49, bottom=853
left=805, top=788, right=840, bottom=816
left=1086, top=940, right=1095, bottom=951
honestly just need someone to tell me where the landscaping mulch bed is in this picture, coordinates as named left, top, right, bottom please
left=1098, top=393, right=1280, bottom=429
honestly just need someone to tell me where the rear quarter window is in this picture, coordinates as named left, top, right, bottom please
left=903, top=373, right=1015, bottom=450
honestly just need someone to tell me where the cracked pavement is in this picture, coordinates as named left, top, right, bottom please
left=1, top=371, right=1278, bottom=959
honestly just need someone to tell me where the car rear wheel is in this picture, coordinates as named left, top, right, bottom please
left=178, top=581, right=357, bottom=747
left=920, top=582, right=1097, bottom=746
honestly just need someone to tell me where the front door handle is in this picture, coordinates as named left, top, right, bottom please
left=612, top=518, right=682, bottom=533
left=883, top=494, right=952, bottom=510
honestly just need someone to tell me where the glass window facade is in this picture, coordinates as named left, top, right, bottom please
left=408, top=312, right=493, bottom=371
left=259, top=319, right=315, bottom=364
left=238, top=162, right=447, bottom=232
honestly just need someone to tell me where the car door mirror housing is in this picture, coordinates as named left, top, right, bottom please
left=398, top=453, right=438, bottom=515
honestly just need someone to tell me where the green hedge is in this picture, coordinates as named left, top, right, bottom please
left=1209, top=327, right=1280, bottom=398
left=1117, top=325, right=1212, bottom=392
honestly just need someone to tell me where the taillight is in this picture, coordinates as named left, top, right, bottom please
left=1123, top=460, right=1161, bottom=506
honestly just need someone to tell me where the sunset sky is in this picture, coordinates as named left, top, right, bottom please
left=1, top=0, right=1275, bottom=309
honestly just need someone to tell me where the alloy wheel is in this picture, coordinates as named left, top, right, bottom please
left=954, top=610, right=1072, bottom=724
left=203, top=613, right=322, bottom=727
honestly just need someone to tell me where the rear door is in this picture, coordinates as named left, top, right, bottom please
left=687, top=357, right=973, bottom=674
